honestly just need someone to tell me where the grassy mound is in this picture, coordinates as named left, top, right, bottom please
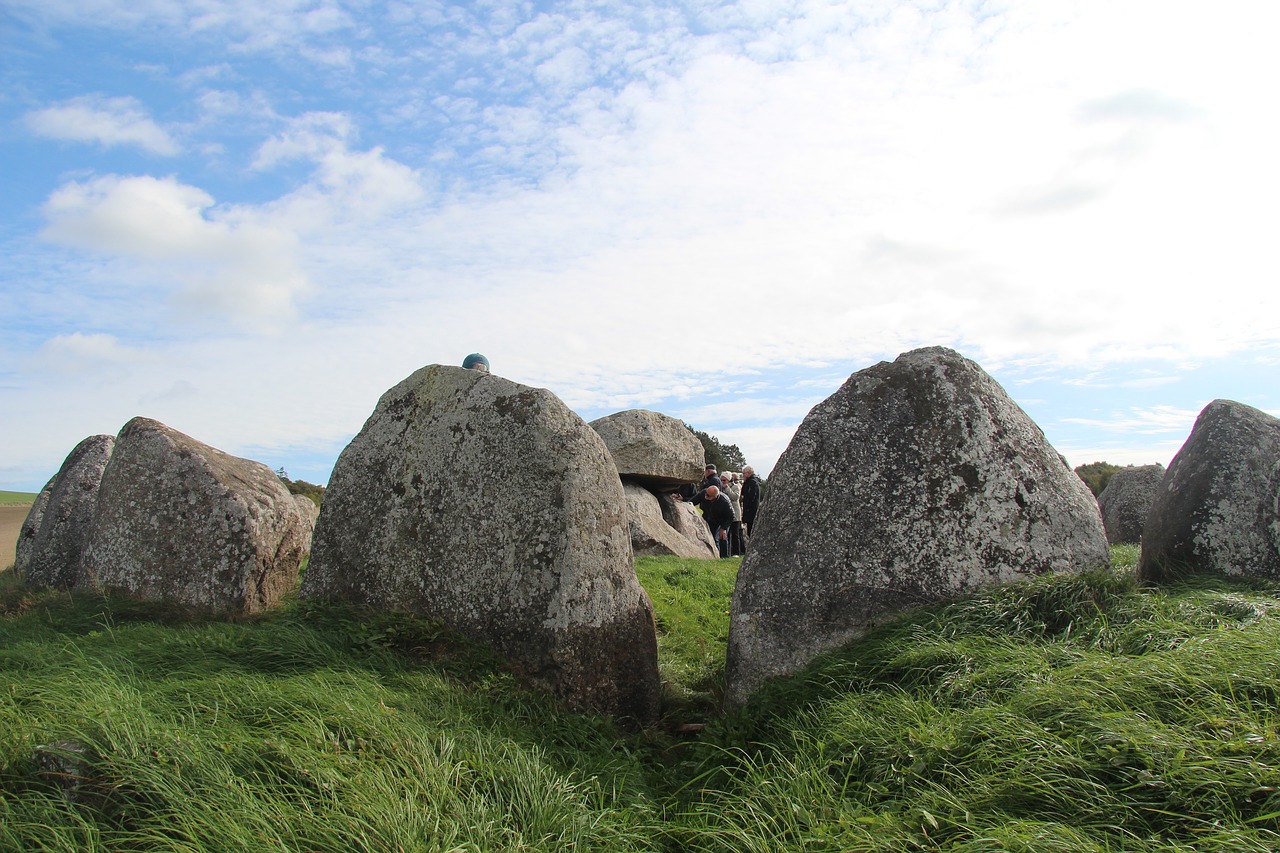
left=2, top=546, right=1278, bottom=851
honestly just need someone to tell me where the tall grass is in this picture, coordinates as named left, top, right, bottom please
left=2, top=547, right=1280, bottom=851
left=0, top=585, right=660, bottom=851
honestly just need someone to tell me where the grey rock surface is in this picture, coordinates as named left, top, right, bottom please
left=726, top=346, right=1110, bottom=706
left=1097, top=464, right=1165, bottom=545
left=15, top=434, right=115, bottom=588
left=33, top=739, right=97, bottom=806
left=623, top=480, right=716, bottom=558
left=80, top=417, right=311, bottom=614
left=300, top=365, right=661, bottom=722
left=14, top=483, right=52, bottom=578
left=293, top=494, right=320, bottom=529
left=590, top=409, right=705, bottom=487
left=1138, top=400, right=1280, bottom=582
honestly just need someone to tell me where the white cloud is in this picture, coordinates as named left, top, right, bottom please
left=1061, top=405, right=1204, bottom=435
left=253, top=113, right=426, bottom=223
left=40, top=174, right=309, bottom=326
left=1056, top=440, right=1185, bottom=471
left=30, top=332, right=143, bottom=374
left=25, top=95, right=179, bottom=155
left=5, top=0, right=1280, bottom=492
left=10, top=0, right=356, bottom=52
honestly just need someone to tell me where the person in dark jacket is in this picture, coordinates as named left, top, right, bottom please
left=674, top=463, right=723, bottom=508
left=696, top=464, right=723, bottom=495
left=698, top=485, right=735, bottom=558
left=740, top=465, right=761, bottom=538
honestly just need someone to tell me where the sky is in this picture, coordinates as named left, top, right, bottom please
left=2, top=0, right=1278, bottom=493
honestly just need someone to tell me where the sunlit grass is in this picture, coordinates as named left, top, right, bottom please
left=3, top=548, right=1279, bottom=851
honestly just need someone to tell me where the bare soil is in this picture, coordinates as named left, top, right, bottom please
left=0, top=505, right=32, bottom=571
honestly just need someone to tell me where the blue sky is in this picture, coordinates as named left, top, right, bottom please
left=2, top=1, right=1278, bottom=492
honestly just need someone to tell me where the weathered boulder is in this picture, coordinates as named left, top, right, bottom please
left=623, top=480, right=716, bottom=558
left=726, top=346, right=1110, bottom=706
left=300, top=365, right=662, bottom=722
left=80, top=417, right=311, bottom=614
left=15, top=434, right=115, bottom=589
left=293, top=494, right=320, bottom=526
left=1098, top=464, right=1165, bottom=545
left=590, top=409, right=705, bottom=488
left=1138, top=400, right=1280, bottom=583
left=293, top=495, right=320, bottom=557
left=15, top=484, right=51, bottom=577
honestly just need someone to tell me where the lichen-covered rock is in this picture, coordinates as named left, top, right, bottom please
left=726, top=346, right=1110, bottom=706
left=294, top=489, right=322, bottom=522
left=80, top=417, right=310, bottom=614
left=14, top=483, right=52, bottom=578
left=1138, top=400, right=1280, bottom=583
left=300, top=365, right=661, bottom=722
left=623, top=480, right=716, bottom=558
left=590, top=409, right=705, bottom=488
left=1098, top=464, right=1165, bottom=545
left=33, top=739, right=98, bottom=806
left=15, top=434, right=114, bottom=588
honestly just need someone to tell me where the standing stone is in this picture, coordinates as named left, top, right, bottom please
left=726, top=347, right=1110, bottom=706
left=14, top=483, right=52, bottom=578
left=590, top=409, right=705, bottom=488
left=80, top=417, right=311, bottom=614
left=1138, top=400, right=1280, bottom=583
left=623, top=480, right=716, bottom=558
left=15, top=435, right=115, bottom=589
left=1097, top=464, right=1165, bottom=545
left=300, top=365, right=661, bottom=722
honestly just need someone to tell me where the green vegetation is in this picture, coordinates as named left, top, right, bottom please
left=276, top=470, right=326, bottom=507
left=1074, top=461, right=1123, bottom=497
left=686, top=424, right=747, bottom=475
left=3, top=547, right=1280, bottom=851
left=0, top=490, right=38, bottom=505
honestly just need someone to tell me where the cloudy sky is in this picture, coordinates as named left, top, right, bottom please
left=2, top=0, right=1277, bottom=492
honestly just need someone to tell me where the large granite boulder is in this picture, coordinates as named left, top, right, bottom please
left=1098, top=464, right=1165, bottom=545
left=1138, top=400, right=1280, bottom=583
left=590, top=409, right=704, bottom=488
left=293, top=494, right=320, bottom=520
left=726, top=347, right=1110, bottom=706
left=15, top=434, right=115, bottom=588
left=79, top=417, right=312, bottom=614
left=300, top=365, right=662, bottom=722
left=623, top=480, right=716, bottom=558
left=13, top=483, right=51, bottom=574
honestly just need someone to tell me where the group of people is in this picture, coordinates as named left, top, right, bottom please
left=462, top=354, right=761, bottom=560
left=674, top=463, right=761, bottom=559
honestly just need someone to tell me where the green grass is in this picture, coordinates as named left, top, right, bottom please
left=3, top=547, right=1280, bottom=851
left=0, top=490, right=38, bottom=504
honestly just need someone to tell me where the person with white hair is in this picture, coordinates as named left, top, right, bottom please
left=720, top=471, right=746, bottom=556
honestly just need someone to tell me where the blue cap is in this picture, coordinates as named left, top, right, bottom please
left=462, top=353, right=490, bottom=371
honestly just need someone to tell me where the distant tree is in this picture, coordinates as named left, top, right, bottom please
left=277, top=471, right=326, bottom=508
left=1074, top=461, right=1122, bottom=497
left=684, top=423, right=747, bottom=473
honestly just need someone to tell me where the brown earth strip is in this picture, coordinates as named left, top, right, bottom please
left=0, top=505, right=33, bottom=571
